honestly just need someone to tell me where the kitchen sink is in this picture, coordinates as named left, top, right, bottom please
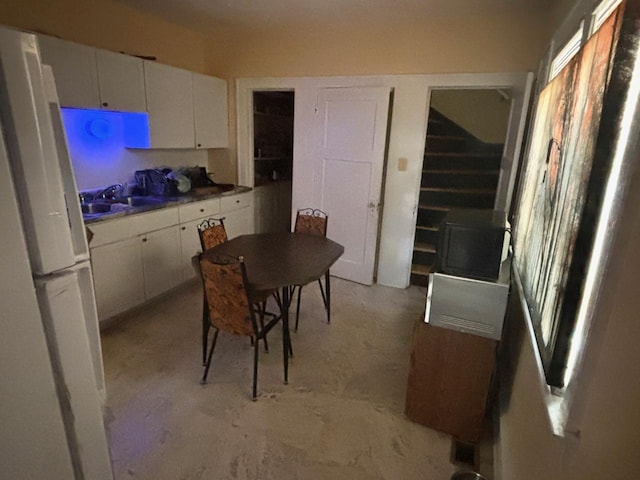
left=81, top=203, right=113, bottom=214
left=81, top=196, right=165, bottom=217
left=113, top=196, right=165, bottom=207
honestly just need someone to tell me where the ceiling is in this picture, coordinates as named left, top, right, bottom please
left=115, top=0, right=554, bottom=32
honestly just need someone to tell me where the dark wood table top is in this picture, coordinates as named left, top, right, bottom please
left=202, top=232, right=344, bottom=291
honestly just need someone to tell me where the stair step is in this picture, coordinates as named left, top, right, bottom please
left=420, top=187, right=496, bottom=195
left=418, top=204, right=452, bottom=211
left=426, top=134, right=469, bottom=140
left=423, top=153, right=502, bottom=171
left=411, top=264, right=432, bottom=276
left=424, top=152, right=500, bottom=158
left=414, top=242, right=436, bottom=254
left=423, top=169, right=500, bottom=175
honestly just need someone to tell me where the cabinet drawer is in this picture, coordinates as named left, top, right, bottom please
left=179, top=198, right=221, bottom=223
left=87, top=216, right=138, bottom=247
left=87, top=207, right=179, bottom=248
left=134, top=207, right=179, bottom=234
left=220, top=192, right=252, bottom=213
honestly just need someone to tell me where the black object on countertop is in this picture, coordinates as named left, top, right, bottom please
left=134, top=167, right=219, bottom=196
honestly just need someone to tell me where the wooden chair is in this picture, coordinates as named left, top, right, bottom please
left=199, top=253, right=282, bottom=399
left=198, top=218, right=228, bottom=365
left=198, top=217, right=228, bottom=251
left=292, top=208, right=330, bottom=331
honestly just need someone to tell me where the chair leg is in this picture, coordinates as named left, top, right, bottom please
left=295, top=285, right=303, bottom=332
left=201, top=328, right=219, bottom=384
left=252, top=334, right=259, bottom=400
left=258, top=301, right=269, bottom=353
left=325, top=271, right=331, bottom=324
left=202, top=294, right=210, bottom=365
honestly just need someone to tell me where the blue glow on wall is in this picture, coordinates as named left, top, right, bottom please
left=61, top=108, right=150, bottom=151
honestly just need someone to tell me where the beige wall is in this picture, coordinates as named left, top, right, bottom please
left=0, top=0, right=212, bottom=72
left=498, top=171, right=640, bottom=478
left=430, top=89, right=512, bottom=144
left=210, top=10, right=551, bottom=182
left=210, top=12, right=550, bottom=78
left=497, top=2, right=640, bottom=477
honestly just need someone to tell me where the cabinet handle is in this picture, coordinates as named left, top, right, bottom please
left=236, top=200, right=240, bottom=203
left=142, top=237, right=147, bottom=243
left=102, top=102, right=108, bottom=107
left=181, top=226, right=186, bottom=230
left=200, top=208, right=204, bottom=212
left=197, top=143, right=202, bottom=147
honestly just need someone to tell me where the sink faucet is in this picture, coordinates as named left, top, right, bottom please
left=95, top=183, right=123, bottom=201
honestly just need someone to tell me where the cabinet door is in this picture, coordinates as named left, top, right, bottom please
left=223, top=207, right=253, bottom=240
left=253, top=185, right=277, bottom=233
left=252, top=187, right=267, bottom=234
left=38, top=35, right=100, bottom=109
left=179, top=218, right=205, bottom=281
left=277, top=181, right=293, bottom=232
left=193, top=73, right=228, bottom=148
left=221, top=192, right=254, bottom=239
left=144, top=61, right=194, bottom=148
left=90, top=238, right=144, bottom=320
left=96, top=50, right=146, bottom=112
left=141, top=226, right=182, bottom=298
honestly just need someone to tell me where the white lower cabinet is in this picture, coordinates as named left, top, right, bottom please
left=220, top=191, right=254, bottom=239
left=179, top=218, right=205, bottom=281
left=140, top=226, right=182, bottom=299
left=253, top=182, right=292, bottom=233
left=89, top=192, right=253, bottom=321
left=223, top=207, right=253, bottom=239
left=91, top=237, right=145, bottom=320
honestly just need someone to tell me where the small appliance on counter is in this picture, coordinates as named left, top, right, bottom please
left=134, top=169, right=167, bottom=196
left=133, top=167, right=230, bottom=197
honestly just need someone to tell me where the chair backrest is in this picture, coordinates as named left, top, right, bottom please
left=294, top=208, right=328, bottom=236
left=198, top=217, right=228, bottom=251
left=199, top=253, right=255, bottom=337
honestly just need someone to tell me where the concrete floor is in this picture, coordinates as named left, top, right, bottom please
left=101, top=278, right=478, bottom=479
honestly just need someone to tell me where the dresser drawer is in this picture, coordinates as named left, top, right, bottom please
left=178, top=198, right=221, bottom=223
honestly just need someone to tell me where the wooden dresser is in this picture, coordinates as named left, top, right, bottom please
left=405, top=319, right=497, bottom=443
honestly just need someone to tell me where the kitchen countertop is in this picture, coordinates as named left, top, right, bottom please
left=83, top=185, right=252, bottom=225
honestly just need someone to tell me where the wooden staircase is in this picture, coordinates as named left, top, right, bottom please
left=410, top=109, right=504, bottom=286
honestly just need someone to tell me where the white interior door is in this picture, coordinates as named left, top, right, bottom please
left=313, top=86, right=391, bottom=285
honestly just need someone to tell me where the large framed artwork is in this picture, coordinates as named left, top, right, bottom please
left=513, top=3, right=626, bottom=386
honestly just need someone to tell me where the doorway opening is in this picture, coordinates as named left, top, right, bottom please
left=252, top=91, right=294, bottom=233
left=410, top=88, right=512, bottom=286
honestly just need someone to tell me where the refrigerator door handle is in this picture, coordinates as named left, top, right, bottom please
left=42, top=65, right=90, bottom=263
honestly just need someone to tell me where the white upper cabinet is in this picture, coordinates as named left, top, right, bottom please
left=193, top=73, right=228, bottom=149
left=38, top=35, right=100, bottom=109
left=38, top=35, right=146, bottom=112
left=95, top=50, right=146, bottom=112
left=38, top=34, right=229, bottom=149
left=144, top=61, right=195, bottom=149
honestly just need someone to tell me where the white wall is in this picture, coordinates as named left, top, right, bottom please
left=237, top=73, right=532, bottom=288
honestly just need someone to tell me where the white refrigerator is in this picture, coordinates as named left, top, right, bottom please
left=0, top=27, right=114, bottom=479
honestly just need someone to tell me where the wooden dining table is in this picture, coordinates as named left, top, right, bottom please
left=201, top=231, right=344, bottom=384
